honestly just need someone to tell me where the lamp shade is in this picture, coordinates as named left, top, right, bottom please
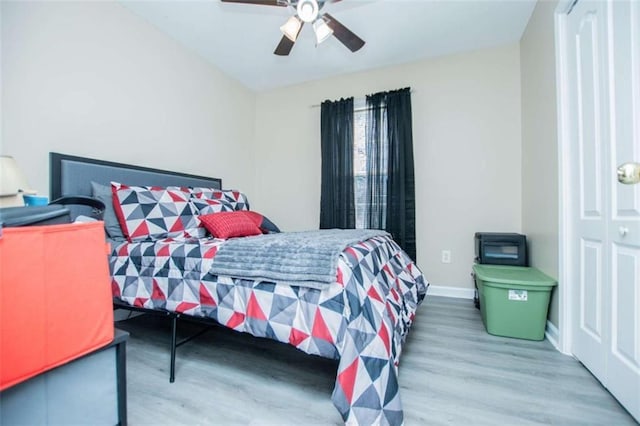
left=313, top=18, right=333, bottom=45
left=280, top=16, right=302, bottom=42
left=0, top=156, right=30, bottom=196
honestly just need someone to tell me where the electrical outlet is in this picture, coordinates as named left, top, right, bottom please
left=441, top=250, right=451, bottom=264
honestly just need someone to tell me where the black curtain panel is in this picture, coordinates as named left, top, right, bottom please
left=364, top=92, right=388, bottom=230
left=320, top=97, right=355, bottom=229
left=384, top=88, right=416, bottom=261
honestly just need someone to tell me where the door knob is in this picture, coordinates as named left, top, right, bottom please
left=617, top=162, right=640, bottom=184
left=619, top=226, right=629, bottom=237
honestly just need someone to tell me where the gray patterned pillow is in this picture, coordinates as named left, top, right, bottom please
left=90, top=181, right=126, bottom=240
left=190, top=188, right=250, bottom=211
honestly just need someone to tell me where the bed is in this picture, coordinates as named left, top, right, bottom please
left=50, top=152, right=428, bottom=426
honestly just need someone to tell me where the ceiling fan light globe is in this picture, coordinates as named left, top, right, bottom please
left=280, top=15, right=302, bottom=41
left=313, top=18, right=333, bottom=45
left=297, top=0, right=318, bottom=22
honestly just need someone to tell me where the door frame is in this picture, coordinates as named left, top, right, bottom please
left=555, top=0, right=577, bottom=356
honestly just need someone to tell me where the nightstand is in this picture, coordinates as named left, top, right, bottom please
left=0, top=329, right=129, bottom=426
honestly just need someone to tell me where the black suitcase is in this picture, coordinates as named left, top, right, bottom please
left=0, top=205, right=71, bottom=228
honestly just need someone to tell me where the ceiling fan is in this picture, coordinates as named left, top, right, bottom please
left=220, top=0, right=365, bottom=56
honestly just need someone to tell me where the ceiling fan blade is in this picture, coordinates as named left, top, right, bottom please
left=221, top=0, right=288, bottom=6
left=274, top=21, right=304, bottom=56
left=319, top=0, right=342, bottom=6
left=323, top=13, right=365, bottom=52
left=274, top=36, right=295, bottom=56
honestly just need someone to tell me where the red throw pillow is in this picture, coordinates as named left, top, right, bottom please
left=242, top=210, right=264, bottom=228
left=241, top=211, right=281, bottom=234
left=199, top=211, right=262, bottom=239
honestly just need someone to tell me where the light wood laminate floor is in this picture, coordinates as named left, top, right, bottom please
left=118, top=296, right=636, bottom=425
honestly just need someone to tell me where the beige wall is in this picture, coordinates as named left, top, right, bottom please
left=253, top=45, right=523, bottom=290
left=1, top=1, right=256, bottom=196
left=520, top=0, right=560, bottom=326
left=2, top=1, right=529, bottom=294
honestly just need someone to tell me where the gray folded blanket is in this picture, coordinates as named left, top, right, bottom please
left=209, top=229, right=389, bottom=289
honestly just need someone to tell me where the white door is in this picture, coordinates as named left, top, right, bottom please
left=565, top=0, right=640, bottom=421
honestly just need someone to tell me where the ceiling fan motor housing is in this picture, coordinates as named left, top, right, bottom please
left=297, top=0, right=319, bottom=22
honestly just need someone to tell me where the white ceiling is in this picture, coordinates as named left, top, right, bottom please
left=120, top=0, right=537, bottom=92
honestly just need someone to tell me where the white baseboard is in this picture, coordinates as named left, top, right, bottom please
left=427, top=285, right=475, bottom=300
left=545, top=320, right=560, bottom=350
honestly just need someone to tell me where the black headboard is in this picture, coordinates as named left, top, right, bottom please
left=50, top=152, right=222, bottom=200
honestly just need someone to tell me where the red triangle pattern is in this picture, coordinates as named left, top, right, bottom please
left=199, top=284, right=217, bottom=306
left=131, top=222, right=150, bottom=239
left=367, top=286, right=383, bottom=303
left=382, top=264, right=392, bottom=277
left=117, top=244, right=129, bottom=256
left=203, top=246, right=218, bottom=259
left=169, top=218, right=185, bottom=233
left=246, top=293, right=267, bottom=320
left=151, top=280, right=166, bottom=301
left=386, top=303, right=396, bottom=324
left=226, top=312, right=245, bottom=329
left=176, top=302, right=198, bottom=313
left=157, top=244, right=170, bottom=257
left=390, top=287, right=399, bottom=302
left=133, top=297, right=148, bottom=307
left=378, top=322, right=390, bottom=356
left=289, top=328, right=309, bottom=346
left=312, top=309, right=334, bottom=343
left=168, top=191, right=186, bottom=202
left=394, top=277, right=403, bottom=292
left=336, top=267, right=344, bottom=287
left=111, top=280, right=121, bottom=297
left=337, top=358, right=359, bottom=404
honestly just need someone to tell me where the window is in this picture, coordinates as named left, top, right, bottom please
left=354, top=106, right=367, bottom=228
left=353, top=100, right=388, bottom=229
left=320, top=88, right=415, bottom=260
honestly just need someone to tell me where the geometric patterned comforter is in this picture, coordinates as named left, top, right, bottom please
left=109, top=233, right=428, bottom=425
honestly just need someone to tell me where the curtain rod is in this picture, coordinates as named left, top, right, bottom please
left=310, top=89, right=415, bottom=108
left=310, top=104, right=374, bottom=111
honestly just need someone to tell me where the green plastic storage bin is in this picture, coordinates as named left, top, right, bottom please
left=473, top=264, right=557, bottom=341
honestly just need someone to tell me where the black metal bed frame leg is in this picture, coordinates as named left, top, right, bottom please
left=170, top=315, right=177, bottom=383
left=113, top=303, right=216, bottom=385
left=116, top=337, right=128, bottom=426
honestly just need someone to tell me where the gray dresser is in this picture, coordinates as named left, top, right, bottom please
left=0, top=329, right=128, bottom=425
